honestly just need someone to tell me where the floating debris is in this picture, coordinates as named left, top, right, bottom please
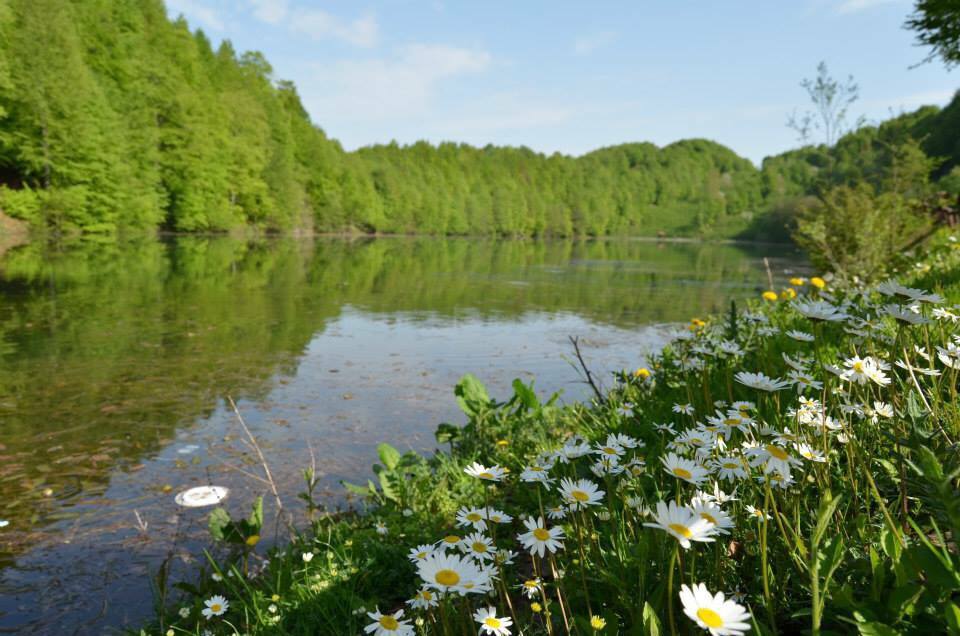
left=0, top=520, right=8, bottom=528
left=174, top=486, right=229, bottom=508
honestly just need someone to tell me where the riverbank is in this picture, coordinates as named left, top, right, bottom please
left=149, top=232, right=960, bottom=635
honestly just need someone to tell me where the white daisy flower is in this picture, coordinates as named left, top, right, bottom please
left=519, top=464, right=554, bottom=485
left=712, top=456, right=749, bottom=481
left=519, top=578, right=542, bottom=599
left=408, top=544, right=436, bottom=564
left=679, top=583, right=752, bottom=635
left=734, top=371, right=791, bottom=392
left=464, top=462, right=506, bottom=481
left=644, top=500, right=717, bottom=549
left=786, top=330, right=815, bottom=342
left=201, top=595, right=229, bottom=619
left=794, top=443, right=826, bottom=462
left=557, top=478, right=605, bottom=508
left=364, top=608, right=414, bottom=636
left=661, top=452, right=710, bottom=485
left=418, top=552, right=487, bottom=595
left=456, top=507, right=488, bottom=531
left=673, top=403, right=696, bottom=415
left=745, top=505, right=770, bottom=521
left=474, top=607, right=513, bottom=636
left=690, top=500, right=735, bottom=535
left=407, top=587, right=439, bottom=609
left=460, top=532, right=496, bottom=563
left=793, top=298, right=848, bottom=322
left=517, top=516, right=565, bottom=557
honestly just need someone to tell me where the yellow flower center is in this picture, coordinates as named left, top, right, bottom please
left=479, top=472, right=494, bottom=479
left=524, top=580, right=538, bottom=588
left=672, top=467, right=692, bottom=479
left=530, top=466, right=543, bottom=472
left=533, top=528, right=550, bottom=541
left=435, top=569, right=460, bottom=586
left=472, top=541, right=488, bottom=553
left=696, top=608, right=724, bottom=628
left=724, top=418, right=740, bottom=426
left=571, top=490, right=590, bottom=502
left=466, top=513, right=482, bottom=522
left=700, top=512, right=717, bottom=525
left=443, top=535, right=460, bottom=544
left=484, top=617, right=502, bottom=628
left=416, top=551, right=427, bottom=559
left=602, top=447, right=617, bottom=455
left=853, top=362, right=864, bottom=373
left=766, top=445, right=789, bottom=461
left=668, top=523, right=692, bottom=538
left=723, top=462, right=739, bottom=469
left=245, top=534, right=260, bottom=546
left=210, top=604, right=222, bottom=613
left=380, top=615, right=400, bottom=630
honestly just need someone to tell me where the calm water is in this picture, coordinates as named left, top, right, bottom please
left=0, top=236, right=804, bottom=633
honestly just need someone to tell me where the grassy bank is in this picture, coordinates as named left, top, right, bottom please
left=147, top=234, right=960, bottom=636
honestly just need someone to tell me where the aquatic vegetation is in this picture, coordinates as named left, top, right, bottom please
left=150, top=235, right=960, bottom=634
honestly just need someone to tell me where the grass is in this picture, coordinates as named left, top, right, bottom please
left=145, top=234, right=960, bottom=636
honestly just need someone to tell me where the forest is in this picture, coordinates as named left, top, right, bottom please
left=0, top=0, right=958, bottom=240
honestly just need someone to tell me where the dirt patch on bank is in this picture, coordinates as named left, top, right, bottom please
left=0, top=210, right=29, bottom=256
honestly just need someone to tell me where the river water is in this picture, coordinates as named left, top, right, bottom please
left=0, top=236, right=805, bottom=633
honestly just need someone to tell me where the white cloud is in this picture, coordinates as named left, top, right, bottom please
left=248, top=0, right=288, bottom=24
left=290, top=9, right=379, bottom=47
left=302, top=44, right=492, bottom=122
left=834, top=0, right=906, bottom=15
left=573, top=31, right=618, bottom=55
left=166, top=0, right=224, bottom=31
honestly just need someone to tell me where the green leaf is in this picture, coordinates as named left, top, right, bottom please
left=880, top=526, right=902, bottom=563
left=511, top=378, right=540, bottom=411
left=208, top=507, right=232, bottom=542
left=455, top=373, right=491, bottom=416
left=378, top=471, right=399, bottom=503
left=856, top=621, right=901, bottom=636
left=945, top=602, right=960, bottom=635
left=377, top=443, right=401, bottom=471
left=641, top=602, right=661, bottom=636
left=341, top=480, right=370, bottom=497
left=434, top=422, right=461, bottom=445
left=814, top=490, right=843, bottom=547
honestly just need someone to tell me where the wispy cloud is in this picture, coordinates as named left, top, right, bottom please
left=302, top=44, right=492, bottom=122
left=290, top=9, right=379, bottom=47
left=248, top=0, right=288, bottom=25
left=167, top=0, right=224, bottom=31
left=833, top=0, right=906, bottom=15
left=573, top=31, right=618, bottom=55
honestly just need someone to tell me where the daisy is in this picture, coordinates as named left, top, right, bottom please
left=558, top=478, right=605, bottom=508
left=437, top=534, right=462, bottom=551
left=734, top=371, right=791, bottom=392
left=794, top=443, right=826, bottom=462
left=474, top=607, right=513, bottom=636
left=792, top=298, right=848, bottom=322
left=375, top=520, right=388, bottom=535
left=519, top=578, right=542, bottom=599
left=786, top=330, right=815, bottom=342
left=408, top=544, right=436, bottom=564
left=673, top=403, right=696, bottom=415
left=517, top=516, right=565, bottom=557
left=655, top=422, right=678, bottom=435
left=519, top=464, right=554, bottom=486
left=460, top=532, right=496, bottom=562
left=365, top=609, right=414, bottom=636
left=745, top=505, right=770, bottom=521
left=607, top=432, right=642, bottom=449
left=712, top=457, right=749, bottom=481
left=485, top=508, right=513, bottom=525
left=883, top=304, right=930, bottom=326
left=202, top=595, right=229, bottom=619
left=644, top=501, right=716, bottom=549
left=456, top=507, right=488, bottom=531
left=594, top=441, right=625, bottom=458
left=407, top=588, right=438, bottom=610
left=661, top=452, right=710, bottom=485
left=301, top=552, right=314, bottom=563
left=745, top=443, right=802, bottom=477
left=546, top=505, right=568, bottom=520
left=787, top=369, right=823, bottom=393
left=418, top=552, right=486, bottom=595
left=842, top=356, right=891, bottom=386
left=679, top=583, right=752, bottom=635
left=690, top=500, right=735, bottom=535
left=464, top=462, right=506, bottom=481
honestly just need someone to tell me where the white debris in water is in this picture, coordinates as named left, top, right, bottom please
left=174, top=486, right=229, bottom=508
left=176, top=444, right=201, bottom=454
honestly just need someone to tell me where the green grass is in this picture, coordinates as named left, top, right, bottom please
left=146, top=234, right=960, bottom=636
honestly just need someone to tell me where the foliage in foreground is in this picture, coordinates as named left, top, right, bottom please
left=150, top=237, right=960, bottom=636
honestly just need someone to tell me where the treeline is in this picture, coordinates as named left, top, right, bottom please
left=0, top=0, right=957, bottom=240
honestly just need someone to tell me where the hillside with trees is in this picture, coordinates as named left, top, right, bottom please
left=0, top=0, right=956, bottom=241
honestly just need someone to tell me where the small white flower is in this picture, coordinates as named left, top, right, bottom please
left=474, top=607, right=513, bottom=635
left=679, top=583, right=752, bottom=635
left=201, top=595, right=229, bottom=619
left=302, top=552, right=314, bottom=563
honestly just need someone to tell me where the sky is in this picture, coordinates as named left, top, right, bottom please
left=165, top=0, right=956, bottom=164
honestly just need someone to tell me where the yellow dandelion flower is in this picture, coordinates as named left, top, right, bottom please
left=789, top=277, right=806, bottom=286
left=591, top=615, right=607, bottom=630
left=495, top=439, right=509, bottom=448
left=810, top=276, right=826, bottom=289
left=245, top=534, right=260, bottom=547
left=761, top=291, right=778, bottom=302
left=634, top=367, right=651, bottom=379
left=780, top=288, right=796, bottom=300
left=531, top=602, right=543, bottom=613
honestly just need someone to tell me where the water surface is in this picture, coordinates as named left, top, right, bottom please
left=0, top=236, right=804, bottom=633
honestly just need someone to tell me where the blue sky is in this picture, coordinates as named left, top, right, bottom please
left=166, top=0, right=956, bottom=163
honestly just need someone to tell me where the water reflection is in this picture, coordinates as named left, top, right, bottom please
left=0, top=236, right=803, bottom=632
